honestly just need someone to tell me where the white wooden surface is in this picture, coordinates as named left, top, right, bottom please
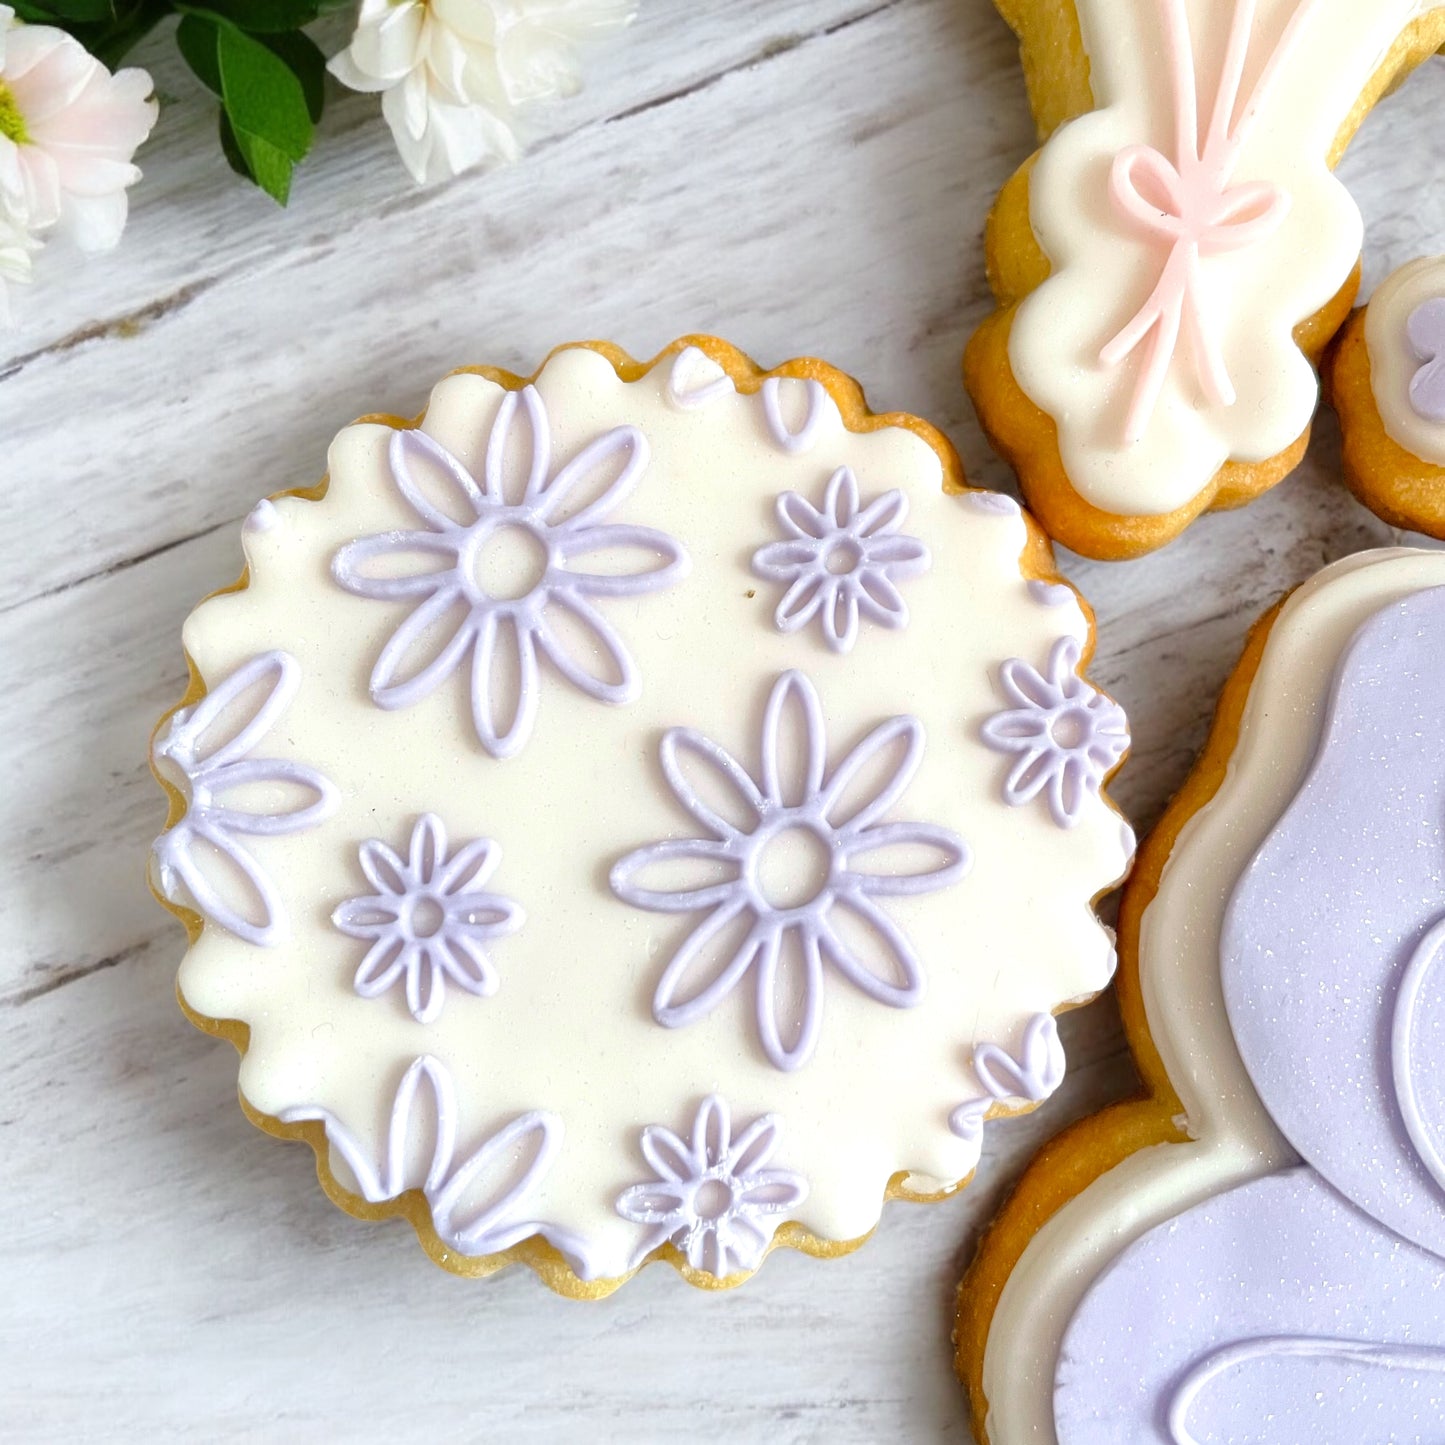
left=2, top=3, right=1442, bottom=1438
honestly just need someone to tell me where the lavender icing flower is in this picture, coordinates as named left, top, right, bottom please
left=280, top=1054, right=592, bottom=1270
left=610, top=670, right=970, bottom=1071
left=751, top=466, right=930, bottom=653
left=332, top=814, right=523, bottom=1023
left=980, top=636, right=1129, bottom=829
left=151, top=650, right=338, bottom=946
left=333, top=385, right=689, bottom=759
left=948, top=1012, right=1066, bottom=1142
left=616, top=1094, right=807, bottom=1277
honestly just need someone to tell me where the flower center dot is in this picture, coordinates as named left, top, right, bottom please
left=471, top=522, right=549, bottom=602
left=1048, top=707, right=1090, bottom=751
left=408, top=896, right=445, bottom=939
left=693, top=1177, right=733, bottom=1221
left=754, top=824, right=832, bottom=912
left=824, top=539, right=861, bottom=575
left=0, top=83, right=28, bottom=146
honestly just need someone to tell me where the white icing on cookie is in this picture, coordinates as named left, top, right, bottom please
left=165, top=344, right=1131, bottom=1286
left=1011, top=0, right=1445, bottom=516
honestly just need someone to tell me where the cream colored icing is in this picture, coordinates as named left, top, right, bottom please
left=1010, top=0, right=1444, bottom=517
left=977, top=548, right=1445, bottom=1443
left=163, top=345, right=1132, bottom=1284
left=1364, top=254, right=1445, bottom=468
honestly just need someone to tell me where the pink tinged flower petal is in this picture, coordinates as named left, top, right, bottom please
left=405, top=948, right=446, bottom=1022
left=821, top=580, right=860, bottom=652
left=726, top=1114, right=781, bottom=1175
left=819, top=892, right=924, bottom=1009
left=652, top=900, right=763, bottom=1028
left=753, top=923, right=824, bottom=1071
left=751, top=539, right=820, bottom=581
left=735, top=1170, right=807, bottom=1213
left=774, top=572, right=830, bottom=633
left=435, top=834, right=499, bottom=894
left=358, top=838, right=410, bottom=896
left=615, top=1181, right=689, bottom=1225
left=408, top=813, right=447, bottom=882
left=775, top=490, right=827, bottom=540
left=657, top=727, right=765, bottom=840
left=368, top=586, right=476, bottom=709
left=760, top=671, right=828, bottom=809
left=332, top=531, right=463, bottom=600
left=533, top=591, right=638, bottom=705
left=202, top=758, right=338, bottom=837
left=821, top=713, right=924, bottom=831
left=609, top=837, right=744, bottom=912
left=483, top=386, right=550, bottom=505
left=388, top=427, right=486, bottom=530
left=853, top=488, right=909, bottom=538
left=161, top=651, right=299, bottom=773
left=844, top=821, right=971, bottom=897
left=353, top=934, right=409, bottom=995
left=533, top=423, right=648, bottom=527
left=551, top=523, right=689, bottom=596
left=691, top=1095, right=732, bottom=1170
left=59, top=188, right=129, bottom=254
left=469, top=610, right=540, bottom=759
left=864, top=533, right=929, bottom=571
left=432, top=1111, right=562, bottom=1255
left=332, top=895, right=402, bottom=940
left=639, top=1123, right=697, bottom=1184
left=157, top=818, right=284, bottom=947
left=822, top=466, right=860, bottom=527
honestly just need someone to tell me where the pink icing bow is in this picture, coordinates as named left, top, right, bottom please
left=1100, top=0, right=1320, bottom=446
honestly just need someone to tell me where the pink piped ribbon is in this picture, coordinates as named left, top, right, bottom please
left=1100, top=0, right=1320, bottom=446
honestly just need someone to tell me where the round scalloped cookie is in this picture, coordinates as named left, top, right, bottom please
left=967, top=0, right=1445, bottom=559
left=148, top=338, right=1134, bottom=1296
left=1328, top=255, right=1445, bottom=538
left=953, top=547, right=1445, bottom=1443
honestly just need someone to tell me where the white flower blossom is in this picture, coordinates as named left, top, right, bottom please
left=0, top=5, right=157, bottom=252
left=329, top=0, right=637, bottom=185
left=0, top=206, right=37, bottom=324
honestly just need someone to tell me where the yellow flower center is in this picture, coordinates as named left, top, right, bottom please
left=0, top=81, right=28, bottom=145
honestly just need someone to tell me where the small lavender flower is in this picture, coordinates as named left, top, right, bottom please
left=751, top=466, right=930, bottom=653
left=980, top=637, right=1129, bottom=829
left=616, top=1095, right=807, bottom=1277
left=332, top=814, right=523, bottom=1023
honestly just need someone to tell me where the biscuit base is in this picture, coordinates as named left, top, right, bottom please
left=1326, top=307, right=1445, bottom=540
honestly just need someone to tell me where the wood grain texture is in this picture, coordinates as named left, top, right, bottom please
left=0, top=0, right=1441, bottom=1436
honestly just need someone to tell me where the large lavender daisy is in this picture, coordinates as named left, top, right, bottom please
left=332, top=385, right=689, bottom=758
left=610, top=670, right=970, bottom=1070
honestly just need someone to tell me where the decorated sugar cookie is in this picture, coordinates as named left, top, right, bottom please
left=149, top=339, right=1133, bottom=1295
left=954, top=548, right=1445, bottom=1443
left=967, top=0, right=1445, bottom=559
left=1328, top=255, right=1445, bottom=538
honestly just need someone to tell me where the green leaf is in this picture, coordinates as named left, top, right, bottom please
left=183, top=0, right=320, bottom=33
left=18, top=0, right=117, bottom=19
left=216, top=22, right=312, bottom=161
left=175, top=13, right=222, bottom=97
left=256, top=28, right=327, bottom=124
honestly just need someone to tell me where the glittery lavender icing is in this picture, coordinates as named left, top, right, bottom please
left=332, top=387, right=689, bottom=759
left=948, top=1012, right=1065, bottom=1141
left=1406, top=297, right=1445, bottom=424
left=751, top=466, right=930, bottom=653
left=1054, top=1167, right=1445, bottom=1445
left=759, top=376, right=831, bottom=453
left=1223, top=584, right=1445, bottom=1258
left=609, top=669, right=970, bottom=1071
left=615, top=1094, right=807, bottom=1277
